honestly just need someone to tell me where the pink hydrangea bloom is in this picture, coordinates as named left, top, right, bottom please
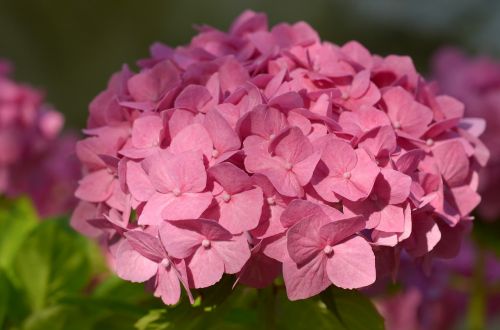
left=432, top=48, right=500, bottom=219
left=72, top=11, right=487, bottom=305
left=0, top=60, right=79, bottom=217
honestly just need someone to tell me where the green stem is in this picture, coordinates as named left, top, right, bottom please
left=466, top=248, right=486, bottom=330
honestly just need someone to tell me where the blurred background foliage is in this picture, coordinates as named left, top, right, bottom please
left=1, top=0, right=500, bottom=129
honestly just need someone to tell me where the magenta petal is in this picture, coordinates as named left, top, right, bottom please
left=187, top=246, right=224, bottom=288
left=115, top=240, right=158, bottom=282
left=282, top=253, right=330, bottom=301
left=376, top=169, right=412, bottom=205
left=326, top=236, right=375, bottom=289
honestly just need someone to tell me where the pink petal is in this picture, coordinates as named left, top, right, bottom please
left=75, top=169, right=114, bottom=202
left=280, top=199, right=328, bottom=228
left=207, top=162, right=253, bottom=194
left=383, top=86, right=433, bottom=137
left=432, top=140, right=470, bottom=187
left=286, top=215, right=327, bottom=265
left=128, top=60, right=180, bottom=103
left=161, top=192, right=213, bottom=221
left=159, top=220, right=204, bottom=259
left=326, top=236, right=376, bottom=289
left=174, top=84, right=212, bottom=111
left=148, top=150, right=207, bottom=194
left=375, top=169, right=412, bottom=205
left=212, top=234, right=251, bottom=274
left=270, top=127, right=314, bottom=165
left=319, top=217, right=365, bottom=246
left=154, top=265, right=181, bottom=305
left=115, top=240, right=158, bottom=282
left=124, top=230, right=166, bottom=262
left=204, top=108, right=241, bottom=153
left=138, top=192, right=171, bottom=226
left=218, top=187, right=263, bottom=234
left=126, top=161, right=154, bottom=202
left=169, top=123, right=213, bottom=158
left=187, top=246, right=224, bottom=288
left=131, top=115, right=163, bottom=148
left=282, top=253, right=330, bottom=301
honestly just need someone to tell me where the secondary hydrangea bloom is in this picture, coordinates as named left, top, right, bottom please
left=72, top=11, right=487, bottom=304
left=372, top=240, right=500, bottom=330
left=432, top=48, right=499, bottom=219
left=0, top=60, right=79, bottom=217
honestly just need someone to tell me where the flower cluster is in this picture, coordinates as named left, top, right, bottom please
left=373, top=240, right=500, bottom=330
left=0, top=60, right=79, bottom=217
left=433, top=48, right=499, bottom=219
left=71, top=11, right=487, bottom=304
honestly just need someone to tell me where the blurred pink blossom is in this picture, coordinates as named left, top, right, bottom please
left=0, top=60, right=79, bottom=217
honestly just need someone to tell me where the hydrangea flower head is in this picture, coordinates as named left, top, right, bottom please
left=0, top=60, right=79, bottom=217
left=72, top=11, right=487, bottom=304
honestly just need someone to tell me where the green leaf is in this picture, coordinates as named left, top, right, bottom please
left=12, top=219, right=92, bottom=311
left=320, top=287, right=385, bottom=330
left=135, top=309, right=169, bottom=330
left=0, top=269, right=10, bottom=328
left=0, top=197, right=38, bottom=274
left=22, top=305, right=94, bottom=330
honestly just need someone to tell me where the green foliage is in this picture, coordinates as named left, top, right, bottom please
left=0, top=198, right=157, bottom=329
left=135, top=280, right=385, bottom=330
left=0, top=198, right=386, bottom=329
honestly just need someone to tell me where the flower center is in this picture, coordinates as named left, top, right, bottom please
left=172, top=188, right=181, bottom=197
left=269, top=133, right=276, bottom=140
left=160, top=258, right=171, bottom=268
left=426, top=138, right=434, bottom=147
left=202, top=239, right=211, bottom=248
left=323, top=245, right=334, bottom=255
left=393, top=121, right=401, bottom=129
left=341, top=92, right=349, bottom=100
left=221, top=193, right=231, bottom=203
left=284, top=162, right=293, bottom=171
left=212, top=149, right=219, bottom=158
left=267, top=197, right=276, bottom=205
left=343, top=171, right=351, bottom=179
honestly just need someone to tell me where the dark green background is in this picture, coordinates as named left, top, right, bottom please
left=1, top=0, right=499, bottom=128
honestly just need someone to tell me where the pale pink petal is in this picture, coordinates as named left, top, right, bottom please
left=218, top=187, right=263, bottom=234
left=115, top=240, right=158, bottom=282
left=154, top=265, right=181, bottom=305
left=187, top=246, right=224, bottom=288
left=326, top=236, right=376, bottom=289
left=158, top=221, right=203, bottom=259
left=282, top=253, right=330, bottom=301
left=126, top=161, right=154, bottom=202
left=212, top=234, right=251, bottom=274
left=161, top=192, right=213, bottom=221
left=75, top=169, right=114, bottom=202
